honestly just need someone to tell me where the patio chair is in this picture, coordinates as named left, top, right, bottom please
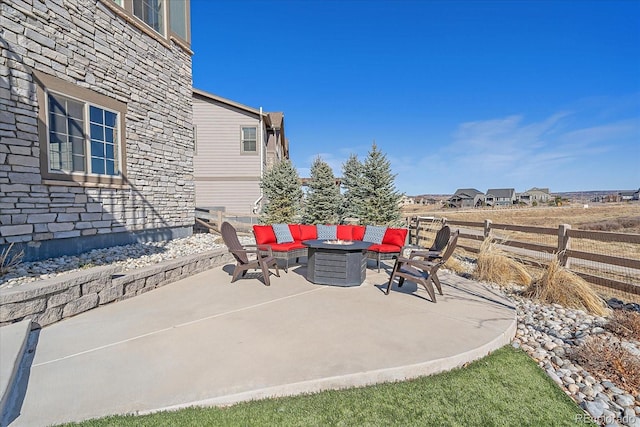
left=386, top=230, right=459, bottom=302
left=408, top=225, right=451, bottom=261
left=221, top=221, right=279, bottom=286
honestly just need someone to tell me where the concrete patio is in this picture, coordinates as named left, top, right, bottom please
left=2, top=260, right=516, bottom=426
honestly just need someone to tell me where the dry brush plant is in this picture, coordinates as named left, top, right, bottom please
left=474, top=237, right=532, bottom=286
left=571, top=335, right=640, bottom=396
left=522, top=256, right=609, bottom=317
left=0, top=242, right=24, bottom=276
left=605, top=310, right=640, bottom=342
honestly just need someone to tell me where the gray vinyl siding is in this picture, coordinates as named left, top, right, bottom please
left=195, top=181, right=261, bottom=214
left=192, top=96, right=262, bottom=212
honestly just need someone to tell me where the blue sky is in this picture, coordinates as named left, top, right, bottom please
left=191, top=0, right=640, bottom=195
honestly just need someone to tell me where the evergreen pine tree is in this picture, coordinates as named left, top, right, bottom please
left=303, top=156, right=342, bottom=224
left=260, top=159, right=303, bottom=224
left=340, top=154, right=365, bottom=222
left=360, top=143, right=404, bottom=226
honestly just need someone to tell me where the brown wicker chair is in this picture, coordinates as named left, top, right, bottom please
left=221, top=221, right=279, bottom=286
left=386, top=230, right=459, bottom=302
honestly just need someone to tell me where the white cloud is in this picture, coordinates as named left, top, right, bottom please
left=394, top=106, right=639, bottom=194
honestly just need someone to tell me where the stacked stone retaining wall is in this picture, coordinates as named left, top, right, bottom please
left=0, top=249, right=232, bottom=328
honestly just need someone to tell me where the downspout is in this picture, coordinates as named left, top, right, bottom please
left=253, top=107, right=264, bottom=214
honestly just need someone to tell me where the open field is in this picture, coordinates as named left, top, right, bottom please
left=402, top=202, right=640, bottom=233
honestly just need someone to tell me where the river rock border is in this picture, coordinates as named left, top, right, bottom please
left=0, top=249, right=232, bottom=328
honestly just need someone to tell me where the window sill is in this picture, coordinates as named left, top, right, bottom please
left=43, top=179, right=130, bottom=190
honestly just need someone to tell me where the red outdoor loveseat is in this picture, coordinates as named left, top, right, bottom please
left=252, top=223, right=408, bottom=272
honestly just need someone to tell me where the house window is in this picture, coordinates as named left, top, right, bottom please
left=169, top=0, right=188, bottom=40
left=241, top=126, right=257, bottom=153
left=133, top=0, right=164, bottom=34
left=47, top=93, right=121, bottom=177
left=35, top=71, right=127, bottom=185
left=103, top=0, right=190, bottom=45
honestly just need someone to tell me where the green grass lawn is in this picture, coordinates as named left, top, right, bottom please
left=60, top=346, right=593, bottom=426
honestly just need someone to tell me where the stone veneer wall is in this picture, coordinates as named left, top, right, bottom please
left=0, top=0, right=195, bottom=260
left=0, top=249, right=232, bottom=328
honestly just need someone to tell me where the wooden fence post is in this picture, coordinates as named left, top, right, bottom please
left=558, top=224, right=571, bottom=267
left=484, top=219, right=492, bottom=239
left=217, top=210, right=223, bottom=231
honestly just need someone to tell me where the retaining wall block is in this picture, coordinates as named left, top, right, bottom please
left=164, top=267, right=183, bottom=283
left=62, top=293, right=98, bottom=318
left=124, top=278, right=145, bottom=296
left=47, top=286, right=81, bottom=308
left=81, top=279, right=108, bottom=295
left=136, top=286, right=155, bottom=296
left=98, top=283, right=123, bottom=305
left=145, top=272, right=165, bottom=287
left=33, top=306, right=63, bottom=327
left=0, top=298, right=46, bottom=322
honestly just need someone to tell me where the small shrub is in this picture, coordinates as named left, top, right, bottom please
left=571, top=335, right=640, bottom=396
left=606, top=310, right=640, bottom=342
left=522, top=257, right=609, bottom=316
left=0, top=242, right=24, bottom=276
left=474, top=238, right=531, bottom=286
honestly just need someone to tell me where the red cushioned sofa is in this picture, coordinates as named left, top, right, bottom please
left=252, top=224, right=408, bottom=272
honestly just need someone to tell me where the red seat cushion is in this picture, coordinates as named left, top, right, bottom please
left=382, top=228, right=407, bottom=248
left=299, top=224, right=317, bottom=240
left=336, top=225, right=353, bottom=240
left=367, top=243, right=402, bottom=253
left=288, top=224, right=301, bottom=241
left=269, top=242, right=306, bottom=252
left=351, top=225, right=366, bottom=241
left=253, top=225, right=276, bottom=245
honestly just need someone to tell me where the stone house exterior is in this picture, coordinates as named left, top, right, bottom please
left=192, top=88, right=289, bottom=214
left=1, top=0, right=194, bottom=261
left=484, top=188, right=516, bottom=207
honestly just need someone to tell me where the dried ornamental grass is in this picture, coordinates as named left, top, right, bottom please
left=444, top=255, right=466, bottom=275
left=1, top=242, right=24, bottom=276
left=474, top=238, right=531, bottom=286
left=523, top=257, right=609, bottom=317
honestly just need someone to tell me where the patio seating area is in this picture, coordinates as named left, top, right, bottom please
left=3, top=258, right=516, bottom=426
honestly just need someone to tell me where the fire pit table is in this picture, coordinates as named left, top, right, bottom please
left=302, top=239, right=372, bottom=287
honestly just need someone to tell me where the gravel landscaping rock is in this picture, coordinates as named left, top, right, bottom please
left=501, top=284, right=640, bottom=426
left=0, top=233, right=254, bottom=290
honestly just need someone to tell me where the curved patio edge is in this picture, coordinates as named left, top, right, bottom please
left=141, top=317, right=517, bottom=416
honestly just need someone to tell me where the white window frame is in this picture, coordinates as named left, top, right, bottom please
left=241, top=126, right=258, bottom=154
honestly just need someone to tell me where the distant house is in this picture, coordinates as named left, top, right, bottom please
left=618, top=189, right=640, bottom=201
left=485, top=188, right=516, bottom=206
left=447, top=188, right=484, bottom=208
left=400, top=195, right=415, bottom=205
left=518, top=187, right=551, bottom=205
left=192, top=89, right=289, bottom=214
left=1, top=0, right=194, bottom=261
